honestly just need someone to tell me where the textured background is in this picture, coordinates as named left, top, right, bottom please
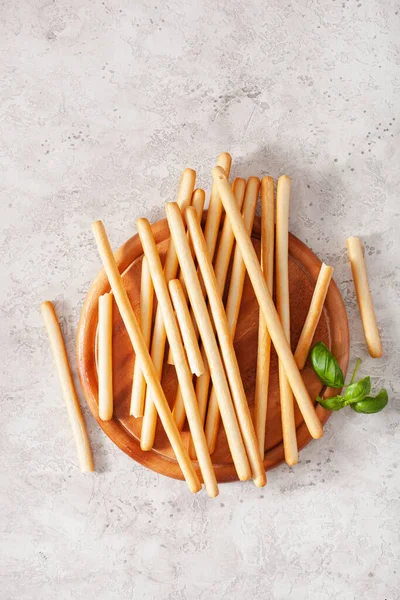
left=1, top=0, right=399, bottom=598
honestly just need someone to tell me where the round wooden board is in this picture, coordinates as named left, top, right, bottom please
left=77, top=215, right=349, bottom=483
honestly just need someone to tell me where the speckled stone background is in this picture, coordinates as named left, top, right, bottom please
left=1, top=0, right=399, bottom=598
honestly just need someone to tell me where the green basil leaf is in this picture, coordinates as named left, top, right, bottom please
left=316, top=395, right=345, bottom=411
left=351, top=389, right=389, bottom=414
left=343, top=376, right=371, bottom=405
left=310, top=342, right=345, bottom=388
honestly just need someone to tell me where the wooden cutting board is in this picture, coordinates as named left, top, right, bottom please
left=77, top=215, right=349, bottom=482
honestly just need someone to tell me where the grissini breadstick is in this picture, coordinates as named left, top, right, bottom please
left=130, top=257, right=154, bottom=417
left=276, top=175, right=298, bottom=466
left=136, top=219, right=218, bottom=498
left=294, top=263, right=334, bottom=369
left=169, top=187, right=205, bottom=364
left=188, top=177, right=246, bottom=459
left=170, top=189, right=206, bottom=428
left=172, top=156, right=231, bottom=427
left=187, top=188, right=206, bottom=266
left=169, top=279, right=205, bottom=376
left=98, top=293, right=113, bottom=421
left=213, top=178, right=247, bottom=293
left=212, top=166, right=323, bottom=440
left=203, top=152, right=232, bottom=259
left=141, top=168, right=196, bottom=451
left=205, top=177, right=259, bottom=454
left=254, top=176, right=275, bottom=457
left=166, top=202, right=251, bottom=482
left=91, top=220, right=201, bottom=494
left=41, top=301, right=94, bottom=473
left=346, top=236, right=382, bottom=358
left=185, top=205, right=266, bottom=488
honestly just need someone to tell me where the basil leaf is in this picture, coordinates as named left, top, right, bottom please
left=343, top=376, right=371, bottom=405
left=351, top=389, right=389, bottom=414
left=310, top=342, right=345, bottom=388
left=316, top=395, right=345, bottom=411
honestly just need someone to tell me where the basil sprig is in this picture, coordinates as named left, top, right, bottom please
left=310, top=343, right=388, bottom=415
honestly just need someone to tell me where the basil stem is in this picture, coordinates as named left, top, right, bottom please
left=348, top=358, right=361, bottom=385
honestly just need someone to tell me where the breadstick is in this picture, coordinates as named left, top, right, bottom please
left=276, top=175, right=298, bottom=466
left=254, top=177, right=275, bottom=458
left=41, top=301, right=94, bottom=473
left=171, top=153, right=231, bottom=428
left=294, top=263, right=334, bottom=369
left=187, top=188, right=206, bottom=265
left=213, top=178, right=247, bottom=293
left=170, top=189, right=206, bottom=428
left=169, top=279, right=205, bottom=376
left=186, top=205, right=266, bottom=487
left=136, top=219, right=218, bottom=498
left=212, top=166, right=323, bottom=440
left=130, top=257, right=154, bottom=417
left=166, top=202, right=251, bottom=482
left=98, top=293, right=113, bottom=421
left=346, top=236, right=382, bottom=358
left=91, top=220, right=201, bottom=494
left=203, top=152, right=232, bottom=259
left=190, top=177, right=246, bottom=457
left=169, top=188, right=205, bottom=364
left=141, top=168, right=196, bottom=451
left=205, top=177, right=259, bottom=454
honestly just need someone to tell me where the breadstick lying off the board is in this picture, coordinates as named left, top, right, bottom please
left=136, top=219, right=218, bottom=498
left=205, top=177, right=259, bottom=454
left=141, top=168, right=196, bottom=451
left=254, top=177, right=275, bottom=458
left=172, top=152, right=232, bottom=427
left=130, top=257, right=154, bottom=417
left=98, top=293, right=113, bottom=421
left=91, top=220, right=201, bottom=494
left=185, top=205, right=266, bottom=488
left=212, top=166, right=324, bottom=440
left=169, top=279, right=204, bottom=376
left=294, top=263, right=334, bottom=370
left=169, top=187, right=205, bottom=365
left=346, top=236, right=382, bottom=358
left=188, top=177, right=246, bottom=459
left=166, top=202, right=251, bottom=482
left=41, top=301, right=94, bottom=473
left=276, top=176, right=298, bottom=466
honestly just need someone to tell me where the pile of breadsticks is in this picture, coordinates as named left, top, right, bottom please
left=41, top=152, right=382, bottom=497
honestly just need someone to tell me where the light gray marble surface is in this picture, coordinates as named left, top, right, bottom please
left=1, top=1, right=399, bottom=598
